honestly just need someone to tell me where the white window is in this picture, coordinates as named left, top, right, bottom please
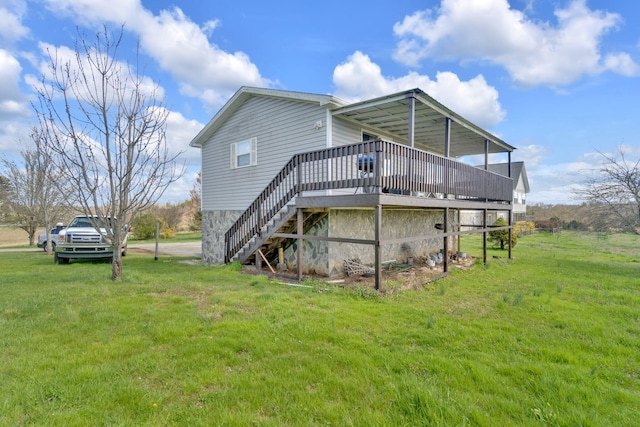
left=231, top=138, right=257, bottom=169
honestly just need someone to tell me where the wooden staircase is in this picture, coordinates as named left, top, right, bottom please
left=234, top=204, right=329, bottom=266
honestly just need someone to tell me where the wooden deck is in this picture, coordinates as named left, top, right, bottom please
left=225, top=140, right=513, bottom=270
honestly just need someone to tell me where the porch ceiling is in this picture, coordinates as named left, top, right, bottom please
left=331, top=89, right=514, bottom=158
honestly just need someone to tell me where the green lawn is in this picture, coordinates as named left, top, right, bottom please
left=1, top=232, right=639, bottom=426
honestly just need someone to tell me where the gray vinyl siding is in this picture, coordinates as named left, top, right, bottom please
left=331, top=116, right=405, bottom=147
left=331, top=117, right=363, bottom=147
left=201, top=96, right=328, bottom=211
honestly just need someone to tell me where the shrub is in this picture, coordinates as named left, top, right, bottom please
left=131, top=213, right=163, bottom=240
left=488, top=217, right=517, bottom=249
left=514, top=221, right=535, bottom=237
left=160, top=228, right=175, bottom=239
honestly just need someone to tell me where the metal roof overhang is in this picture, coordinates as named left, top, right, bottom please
left=331, top=89, right=514, bottom=158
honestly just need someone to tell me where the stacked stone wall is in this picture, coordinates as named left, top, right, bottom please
left=201, top=210, right=242, bottom=264
left=285, top=208, right=456, bottom=277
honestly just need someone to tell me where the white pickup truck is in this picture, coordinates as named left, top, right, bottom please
left=54, top=215, right=128, bottom=264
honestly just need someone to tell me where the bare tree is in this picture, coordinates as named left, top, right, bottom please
left=1, top=129, right=70, bottom=249
left=0, top=175, right=10, bottom=223
left=32, top=26, right=184, bottom=279
left=152, top=202, right=187, bottom=231
left=576, top=147, right=640, bottom=234
left=31, top=127, right=73, bottom=254
left=1, top=151, right=40, bottom=246
left=189, top=171, right=202, bottom=231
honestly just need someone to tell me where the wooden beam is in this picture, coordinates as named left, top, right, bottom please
left=483, top=209, right=487, bottom=265
left=374, top=204, right=382, bottom=291
left=297, top=208, right=303, bottom=281
left=443, top=207, right=449, bottom=273
left=258, top=250, right=275, bottom=274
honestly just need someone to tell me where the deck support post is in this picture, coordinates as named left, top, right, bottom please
left=256, top=251, right=262, bottom=272
left=374, top=204, right=382, bottom=291
left=457, top=209, right=461, bottom=254
left=508, top=209, right=513, bottom=260
left=443, top=207, right=449, bottom=273
left=297, top=208, right=303, bottom=281
left=482, top=209, right=487, bottom=265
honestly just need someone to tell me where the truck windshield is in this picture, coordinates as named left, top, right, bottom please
left=68, top=217, right=114, bottom=229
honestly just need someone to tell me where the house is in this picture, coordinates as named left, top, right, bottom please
left=487, top=162, right=529, bottom=221
left=189, top=87, right=516, bottom=289
left=461, top=161, right=530, bottom=226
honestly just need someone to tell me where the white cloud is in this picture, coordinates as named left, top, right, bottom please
left=165, top=109, right=204, bottom=163
left=0, top=4, right=29, bottom=42
left=142, top=7, right=268, bottom=107
left=161, top=110, right=205, bottom=203
left=0, top=48, right=31, bottom=154
left=41, top=0, right=271, bottom=109
left=42, top=0, right=143, bottom=26
left=512, top=144, right=546, bottom=168
left=393, top=0, right=639, bottom=87
left=332, top=51, right=505, bottom=128
left=603, top=53, right=640, bottom=76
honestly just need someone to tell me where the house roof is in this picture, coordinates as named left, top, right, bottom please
left=190, top=87, right=515, bottom=158
left=189, top=87, right=347, bottom=148
left=483, top=161, right=530, bottom=193
left=331, top=88, right=514, bottom=157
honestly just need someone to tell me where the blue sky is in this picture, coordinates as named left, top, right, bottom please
left=1, top=0, right=639, bottom=204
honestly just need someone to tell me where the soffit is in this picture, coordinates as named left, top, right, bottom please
left=331, top=89, right=514, bottom=157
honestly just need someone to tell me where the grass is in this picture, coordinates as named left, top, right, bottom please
left=1, top=231, right=639, bottom=425
left=127, top=231, right=202, bottom=244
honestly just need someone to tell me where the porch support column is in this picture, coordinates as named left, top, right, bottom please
left=297, top=208, right=303, bottom=281
left=484, top=139, right=489, bottom=170
left=484, top=139, right=490, bottom=203
left=408, top=93, right=416, bottom=148
left=374, top=204, right=382, bottom=291
left=443, top=207, right=449, bottom=273
left=444, top=117, right=451, bottom=158
left=444, top=117, right=451, bottom=198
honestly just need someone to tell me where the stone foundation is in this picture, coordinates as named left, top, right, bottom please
left=285, top=208, right=456, bottom=276
left=201, top=210, right=242, bottom=264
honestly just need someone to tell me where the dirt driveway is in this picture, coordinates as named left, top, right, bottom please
left=128, top=241, right=201, bottom=258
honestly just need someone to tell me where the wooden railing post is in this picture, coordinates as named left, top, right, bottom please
left=375, top=140, right=383, bottom=194
left=296, top=154, right=302, bottom=196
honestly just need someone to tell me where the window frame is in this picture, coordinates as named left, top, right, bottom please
left=230, top=137, right=257, bottom=169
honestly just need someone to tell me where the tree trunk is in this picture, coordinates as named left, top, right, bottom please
left=111, top=252, right=123, bottom=280
left=46, top=226, right=53, bottom=255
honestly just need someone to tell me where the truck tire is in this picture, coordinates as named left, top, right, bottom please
left=54, top=253, right=69, bottom=264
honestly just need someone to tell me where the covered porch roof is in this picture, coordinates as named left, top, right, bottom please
left=331, top=88, right=514, bottom=158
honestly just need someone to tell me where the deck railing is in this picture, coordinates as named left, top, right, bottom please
left=224, top=140, right=513, bottom=262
